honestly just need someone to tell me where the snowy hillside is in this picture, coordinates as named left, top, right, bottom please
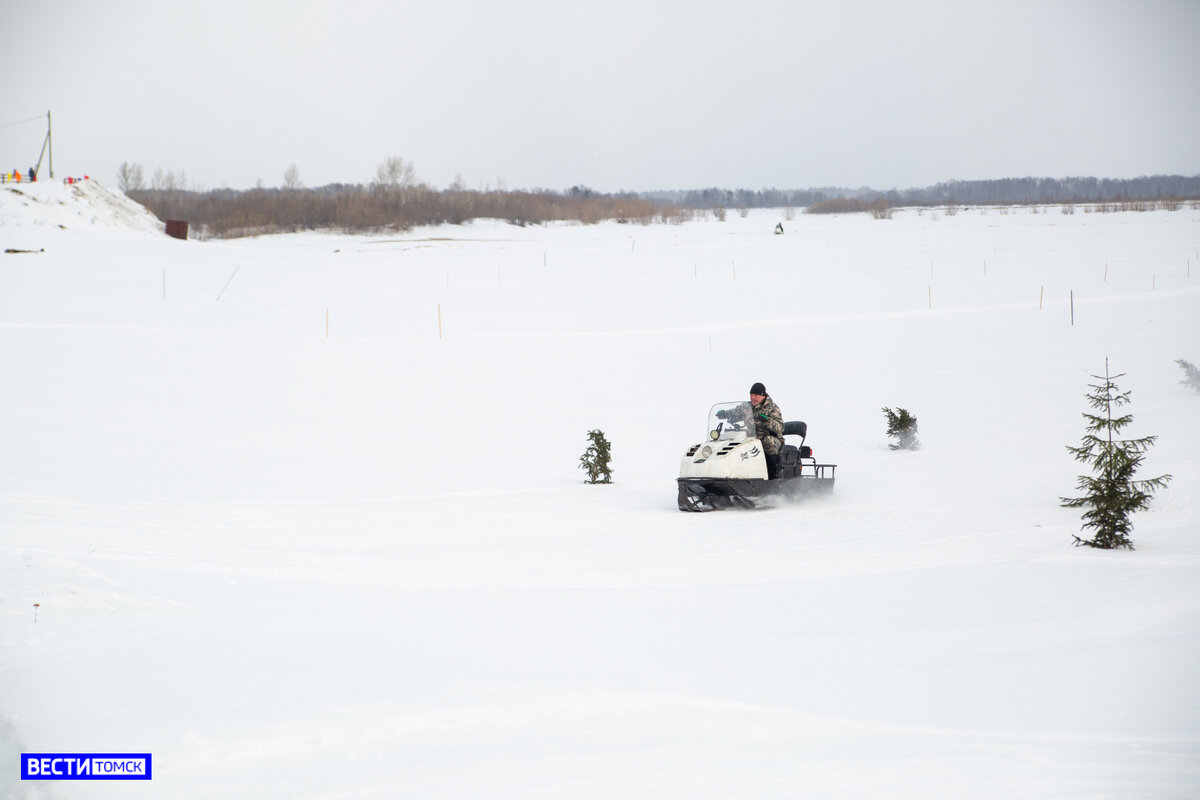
left=1, top=179, right=166, bottom=242
left=2, top=185, right=1198, bottom=798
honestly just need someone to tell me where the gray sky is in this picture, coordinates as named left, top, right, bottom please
left=3, top=0, right=1198, bottom=193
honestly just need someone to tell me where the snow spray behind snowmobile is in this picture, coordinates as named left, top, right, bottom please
left=677, top=402, right=837, bottom=511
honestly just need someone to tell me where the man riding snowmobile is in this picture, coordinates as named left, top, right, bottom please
left=717, top=382, right=785, bottom=478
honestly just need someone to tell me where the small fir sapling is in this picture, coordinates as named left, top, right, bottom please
left=1176, top=359, right=1200, bottom=393
left=882, top=407, right=920, bottom=450
left=579, top=429, right=613, bottom=484
left=1060, top=360, right=1172, bottom=550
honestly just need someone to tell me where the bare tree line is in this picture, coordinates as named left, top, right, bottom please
left=118, top=158, right=686, bottom=238
left=127, top=183, right=685, bottom=238
left=648, top=174, right=1200, bottom=214
left=800, top=175, right=1200, bottom=214
left=116, top=157, right=1200, bottom=236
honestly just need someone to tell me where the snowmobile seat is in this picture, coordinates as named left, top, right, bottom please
left=782, top=421, right=812, bottom=457
left=782, top=421, right=807, bottom=439
left=779, top=444, right=812, bottom=464
left=780, top=421, right=814, bottom=465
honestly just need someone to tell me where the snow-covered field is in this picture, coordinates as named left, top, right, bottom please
left=2, top=181, right=1198, bottom=798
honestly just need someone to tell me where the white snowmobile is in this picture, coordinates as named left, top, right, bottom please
left=677, top=401, right=837, bottom=511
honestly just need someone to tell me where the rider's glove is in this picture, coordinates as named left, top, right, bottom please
left=715, top=409, right=728, bottom=419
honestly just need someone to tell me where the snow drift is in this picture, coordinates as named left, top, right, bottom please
left=1, top=179, right=165, bottom=240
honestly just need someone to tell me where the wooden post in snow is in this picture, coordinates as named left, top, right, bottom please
left=216, top=265, right=239, bottom=301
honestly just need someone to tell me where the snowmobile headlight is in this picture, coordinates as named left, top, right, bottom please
left=700, top=445, right=714, bottom=459
left=709, top=429, right=720, bottom=440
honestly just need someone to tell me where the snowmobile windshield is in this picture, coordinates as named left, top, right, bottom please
left=708, top=401, right=756, bottom=441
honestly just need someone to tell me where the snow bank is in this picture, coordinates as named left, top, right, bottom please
left=0, top=179, right=165, bottom=240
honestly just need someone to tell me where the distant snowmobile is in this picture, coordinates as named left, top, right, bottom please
left=677, top=401, right=837, bottom=511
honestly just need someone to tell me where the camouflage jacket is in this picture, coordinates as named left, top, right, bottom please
left=732, top=395, right=785, bottom=454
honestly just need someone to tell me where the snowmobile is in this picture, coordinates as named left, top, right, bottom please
left=677, top=401, right=837, bottom=511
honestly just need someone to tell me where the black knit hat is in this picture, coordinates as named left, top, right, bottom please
left=750, top=382, right=767, bottom=395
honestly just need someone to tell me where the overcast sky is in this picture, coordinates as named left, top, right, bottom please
left=3, top=0, right=1198, bottom=193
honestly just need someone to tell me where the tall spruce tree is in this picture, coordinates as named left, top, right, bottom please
left=1060, top=360, right=1171, bottom=550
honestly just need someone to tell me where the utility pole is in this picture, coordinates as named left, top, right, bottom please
left=35, top=111, right=53, bottom=179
